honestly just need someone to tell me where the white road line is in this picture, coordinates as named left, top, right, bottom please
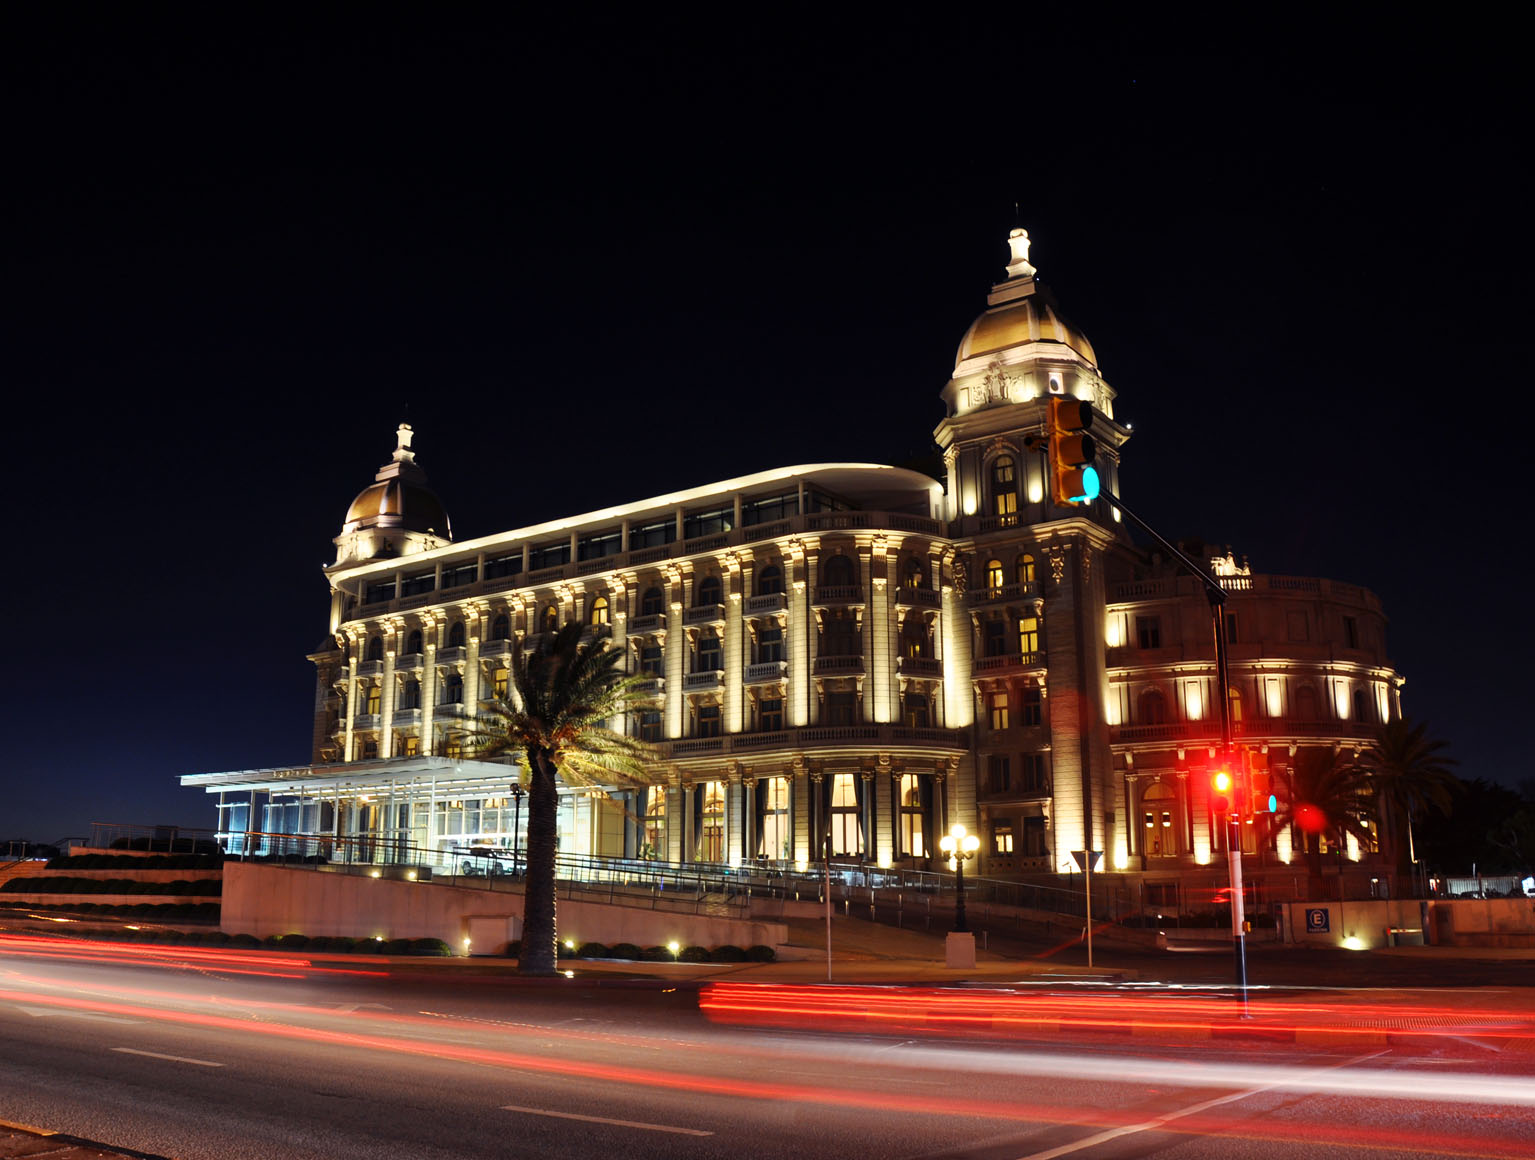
left=500, top=1104, right=712, bottom=1136
left=1011, top=1050, right=1387, bottom=1160
left=16, top=1005, right=140, bottom=1024
left=111, top=1047, right=224, bottom=1068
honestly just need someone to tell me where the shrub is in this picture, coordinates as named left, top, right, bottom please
left=577, top=942, right=610, bottom=960
left=679, top=944, right=710, bottom=963
left=410, top=937, right=453, bottom=956
left=227, top=932, right=260, bottom=948
left=380, top=937, right=414, bottom=955
left=202, top=930, right=231, bottom=945
left=269, top=933, right=311, bottom=949
left=608, top=942, right=643, bottom=961
left=353, top=938, right=385, bottom=954
left=557, top=941, right=575, bottom=959
left=640, top=945, right=672, bottom=962
left=710, top=944, right=747, bottom=962
left=746, top=944, right=776, bottom=962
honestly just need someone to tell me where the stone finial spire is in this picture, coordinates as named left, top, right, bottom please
left=1004, top=227, right=1037, bottom=281
left=393, top=422, right=416, bottom=464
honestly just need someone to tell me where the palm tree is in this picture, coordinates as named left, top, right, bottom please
left=1278, top=746, right=1377, bottom=862
left=1358, top=717, right=1459, bottom=880
left=468, top=621, right=665, bottom=975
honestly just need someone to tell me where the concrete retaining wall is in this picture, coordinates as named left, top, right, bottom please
left=222, top=863, right=789, bottom=954
left=1278, top=898, right=1535, bottom=949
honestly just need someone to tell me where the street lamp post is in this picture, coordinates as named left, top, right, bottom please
left=508, top=783, right=525, bottom=877
left=939, top=823, right=981, bottom=932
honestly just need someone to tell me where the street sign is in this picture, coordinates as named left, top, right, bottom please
left=1070, top=850, right=1104, bottom=872
left=1305, top=907, right=1331, bottom=933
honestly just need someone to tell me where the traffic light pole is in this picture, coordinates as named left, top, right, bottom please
left=1099, top=485, right=1248, bottom=1003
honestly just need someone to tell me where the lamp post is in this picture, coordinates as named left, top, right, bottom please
left=508, top=783, right=525, bottom=877
left=939, top=823, right=980, bottom=932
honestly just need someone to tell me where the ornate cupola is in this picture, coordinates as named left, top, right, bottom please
left=333, top=423, right=452, bottom=565
left=935, top=229, right=1129, bottom=526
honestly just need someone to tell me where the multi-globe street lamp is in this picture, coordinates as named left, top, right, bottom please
left=939, top=823, right=980, bottom=932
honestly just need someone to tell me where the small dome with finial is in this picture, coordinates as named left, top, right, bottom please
left=341, top=423, right=452, bottom=539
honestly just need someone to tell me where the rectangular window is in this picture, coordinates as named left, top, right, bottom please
left=441, top=562, right=478, bottom=588
left=1017, top=615, right=1039, bottom=657
left=830, top=773, right=862, bottom=856
left=492, top=667, right=508, bottom=699
left=402, top=734, right=419, bottom=757
left=1343, top=615, right=1359, bottom=649
left=983, top=620, right=1007, bottom=656
left=697, top=704, right=721, bottom=737
left=760, top=776, right=791, bottom=860
left=758, top=698, right=784, bottom=731
left=1226, top=612, right=1240, bottom=644
left=401, top=571, right=436, bottom=597
left=757, top=624, right=783, bottom=663
left=529, top=541, right=571, bottom=569
left=641, top=643, right=663, bottom=676
left=986, top=754, right=1011, bottom=794
left=1136, top=616, right=1161, bottom=649
left=485, top=553, right=523, bottom=580
left=742, top=492, right=799, bottom=525
left=988, top=690, right=1009, bottom=730
left=1021, top=753, right=1048, bottom=794
left=578, top=529, right=623, bottom=560
left=825, top=691, right=857, bottom=726
left=684, top=505, right=734, bottom=539
left=639, top=710, right=662, bottom=742
left=365, top=685, right=381, bottom=715
left=630, top=519, right=676, bottom=549
left=1020, top=686, right=1042, bottom=727
left=993, top=823, right=1014, bottom=854
left=365, top=579, right=397, bottom=604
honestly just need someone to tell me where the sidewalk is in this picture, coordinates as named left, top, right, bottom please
left=0, top=1121, right=167, bottom=1160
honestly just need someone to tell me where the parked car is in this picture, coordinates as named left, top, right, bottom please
left=449, top=845, right=518, bottom=877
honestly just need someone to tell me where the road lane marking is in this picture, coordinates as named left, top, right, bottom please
left=1011, top=1050, right=1388, bottom=1160
left=112, top=1047, right=224, bottom=1067
left=500, top=1104, right=712, bottom=1136
left=16, top=1004, right=140, bottom=1024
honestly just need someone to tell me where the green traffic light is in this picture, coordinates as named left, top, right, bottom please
left=1071, top=466, right=1101, bottom=503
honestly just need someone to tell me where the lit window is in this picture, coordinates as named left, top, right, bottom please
left=1018, top=614, right=1039, bottom=657
left=365, top=685, right=381, bottom=715
left=898, top=774, right=925, bottom=858
left=1017, top=554, right=1036, bottom=585
left=830, top=773, right=862, bottom=856
left=988, top=690, right=1010, bottom=730
left=991, top=456, right=1018, bottom=521
left=986, top=558, right=1004, bottom=591
left=402, top=735, right=419, bottom=757
left=589, top=596, right=610, bottom=626
left=493, top=667, right=508, bottom=700
left=993, top=823, right=1014, bottom=854
left=541, top=605, right=558, bottom=634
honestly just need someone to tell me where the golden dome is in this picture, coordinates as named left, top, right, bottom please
left=340, top=424, right=453, bottom=539
left=954, top=296, right=1097, bottom=370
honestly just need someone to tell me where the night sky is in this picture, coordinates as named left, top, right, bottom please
left=3, top=11, right=1526, bottom=842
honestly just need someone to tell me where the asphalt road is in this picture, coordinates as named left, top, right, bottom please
left=3, top=937, right=1535, bottom=1160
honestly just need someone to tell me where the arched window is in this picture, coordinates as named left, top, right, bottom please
left=700, top=781, right=725, bottom=862
left=759, top=776, right=790, bottom=861
left=985, top=558, right=1004, bottom=592
left=405, top=629, right=423, bottom=655
left=365, top=636, right=384, bottom=662
left=697, top=575, right=723, bottom=606
left=541, top=605, right=558, bottom=634
left=757, top=565, right=784, bottom=595
left=644, top=791, right=667, bottom=857
left=696, top=628, right=722, bottom=671
left=1139, top=689, right=1167, bottom=725
left=1017, top=554, right=1036, bottom=585
left=1229, top=686, right=1244, bottom=724
left=641, top=586, right=665, bottom=616
left=821, top=554, right=856, bottom=587
left=589, top=595, right=609, bottom=626
left=447, top=621, right=466, bottom=648
left=903, top=558, right=926, bottom=589
left=991, top=456, right=1018, bottom=520
left=490, top=614, right=510, bottom=641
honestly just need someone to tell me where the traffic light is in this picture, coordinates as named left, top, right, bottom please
left=1248, top=751, right=1276, bottom=815
left=1210, top=765, right=1234, bottom=817
left=1048, top=397, right=1100, bottom=505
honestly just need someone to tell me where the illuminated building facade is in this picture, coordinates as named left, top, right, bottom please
left=183, top=230, right=1402, bottom=896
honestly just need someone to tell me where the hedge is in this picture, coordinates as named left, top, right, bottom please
left=2, top=877, right=220, bottom=896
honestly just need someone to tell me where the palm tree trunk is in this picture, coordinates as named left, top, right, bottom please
left=519, top=748, right=560, bottom=976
